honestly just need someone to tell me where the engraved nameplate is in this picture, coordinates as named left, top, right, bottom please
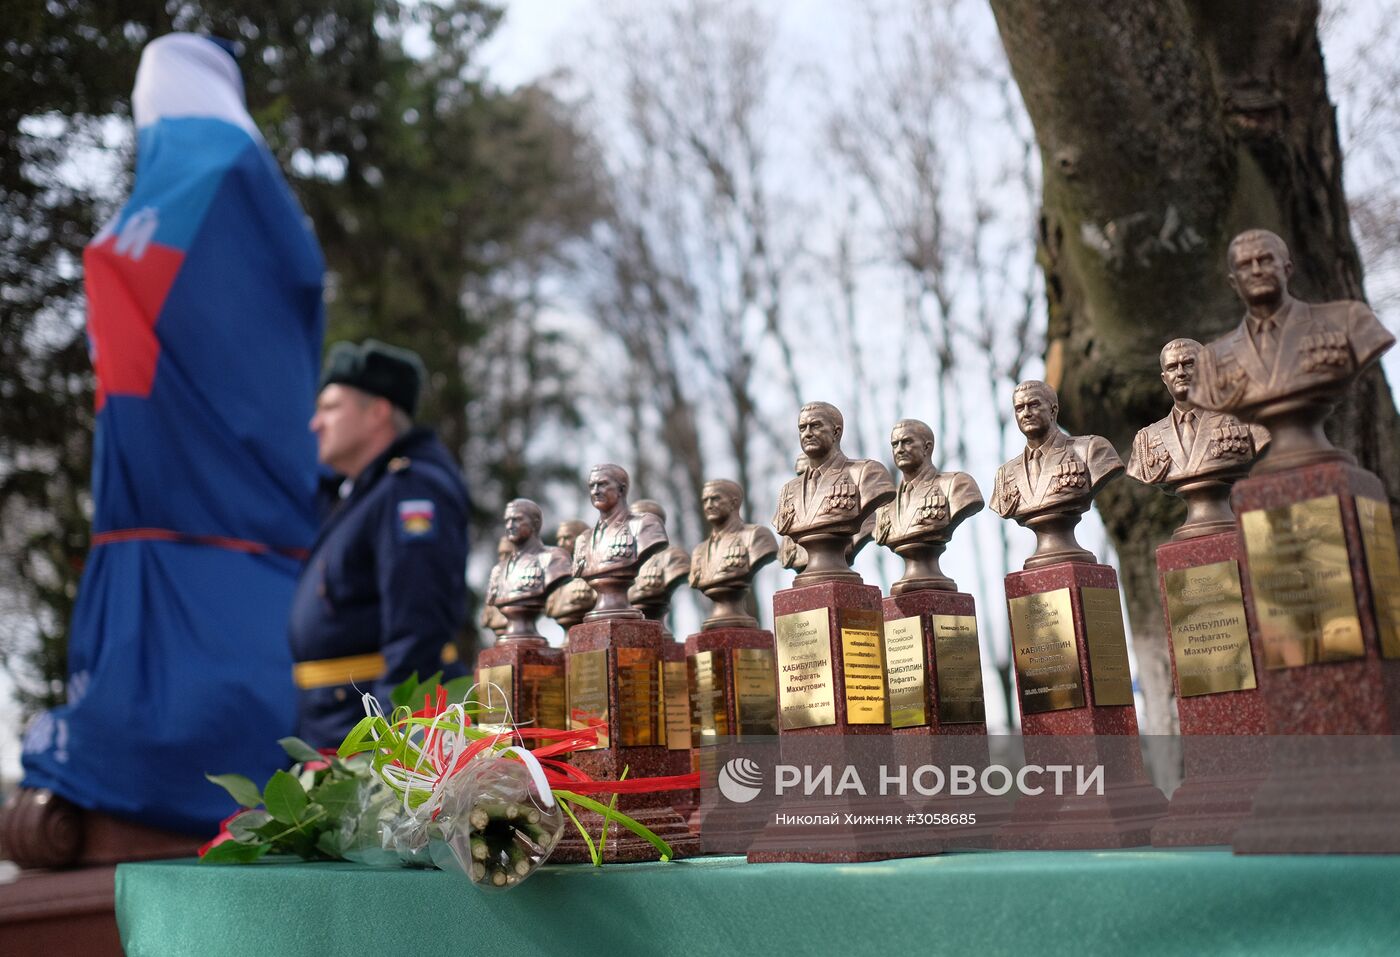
left=688, top=650, right=728, bottom=746
left=478, top=664, right=513, bottom=724
left=732, top=647, right=778, bottom=736
left=1009, top=588, right=1085, bottom=714
left=883, top=616, right=927, bottom=729
left=520, top=662, right=566, bottom=730
left=1164, top=560, right=1256, bottom=697
left=567, top=649, right=609, bottom=749
left=775, top=609, right=837, bottom=730
left=841, top=608, right=888, bottom=725
left=662, top=660, right=692, bottom=750
left=1240, top=495, right=1364, bottom=669
left=1356, top=497, right=1400, bottom=659
left=932, top=614, right=986, bottom=725
left=616, top=647, right=658, bottom=747
left=1081, top=587, right=1134, bottom=707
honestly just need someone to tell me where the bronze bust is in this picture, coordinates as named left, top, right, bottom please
left=573, top=464, right=667, bottom=619
left=545, top=519, right=595, bottom=632
left=1189, top=229, right=1394, bottom=473
left=627, top=499, right=692, bottom=631
left=874, top=418, right=984, bottom=592
left=480, top=535, right=513, bottom=638
left=990, top=380, right=1124, bottom=568
left=773, top=402, right=896, bottom=585
left=690, top=478, right=778, bottom=629
left=1129, top=338, right=1269, bottom=539
left=484, top=499, right=573, bottom=641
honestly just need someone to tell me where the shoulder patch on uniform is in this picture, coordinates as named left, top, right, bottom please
left=397, top=499, right=436, bottom=540
left=388, top=456, right=412, bottom=473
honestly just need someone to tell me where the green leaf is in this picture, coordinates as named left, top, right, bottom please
left=441, top=675, right=474, bottom=704
left=316, top=829, right=348, bottom=859
left=228, top=810, right=272, bottom=840
left=556, top=790, right=674, bottom=862
left=279, top=737, right=323, bottom=764
left=263, top=769, right=309, bottom=824
left=206, top=773, right=262, bottom=809
left=387, top=672, right=423, bottom=709
left=200, top=839, right=271, bottom=865
left=558, top=797, right=599, bottom=866
left=312, top=777, right=363, bottom=818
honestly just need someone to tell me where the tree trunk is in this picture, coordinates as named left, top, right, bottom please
left=989, top=0, right=1400, bottom=737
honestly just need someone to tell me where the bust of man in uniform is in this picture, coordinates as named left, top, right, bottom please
left=480, top=535, right=514, bottom=638
left=1189, top=229, right=1394, bottom=472
left=690, top=479, right=778, bottom=629
left=573, top=464, right=667, bottom=619
left=628, top=499, right=692, bottom=630
left=485, top=499, right=573, bottom=641
left=1128, top=338, right=1270, bottom=539
left=875, top=418, right=984, bottom=592
left=990, top=380, right=1124, bottom=568
left=545, top=519, right=595, bottom=632
left=774, top=402, right=897, bottom=584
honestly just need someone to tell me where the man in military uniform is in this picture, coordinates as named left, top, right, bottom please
left=480, top=535, right=514, bottom=639
left=573, top=464, right=667, bottom=617
left=691, top=478, right=778, bottom=629
left=545, top=519, right=595, bottom=632
left=1189, top=229, right=1394, bottom=469
left=628, top=499, right=692, bottom=627
left=484, top=500, right=573, bottom=640
left=288, top=339, right=469, bottom=746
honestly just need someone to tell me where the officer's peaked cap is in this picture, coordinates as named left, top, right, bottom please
left=320, top=339, right=425, bottom=416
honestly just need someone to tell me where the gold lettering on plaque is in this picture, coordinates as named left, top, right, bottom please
left=688, top=651, right=728, bottom=746
left=883, top=616, right=927, bottom=729
left=732, top=648, right=778, bottom=736
left=615, top=647, right=658, bottom=747
left=662, top=660, right=692, bottom=750
left=1164, top=560, right=1257, bottom=697
left=1357, top=497, right=1400, bottom=659
left=774, top=609, right=837, bottom=730
left=1241, top=496, right=1364, bottom=669
left=567, top=650, right=609, bottom=750
left=840, top=608, right=888, bottom=725
left=1008, top=588, right=1084, bottom=714
left=1081, top=587, right=1134, bottom=707
left=520, top=663, right=566, bottom=730
left=932, top=615, right=986, bottom=725
left=477, top=664, right=513, bottom=724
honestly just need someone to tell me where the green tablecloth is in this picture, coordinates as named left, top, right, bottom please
left=116, top=850, right=1400, bottom=956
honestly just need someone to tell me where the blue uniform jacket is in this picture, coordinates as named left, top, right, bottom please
left=288, top=427, right=469, bottom=747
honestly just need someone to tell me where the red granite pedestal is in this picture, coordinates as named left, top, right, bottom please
left=747, top=580, right=911, bottom=864
left=551, top=618, right=698, bottom=863
left=1229, top=461, right=1400, bottom=853
left=474, top=639, right=566, bottom=733
left=1151, top=532, right=1267, bottom=846
left=659, top=639, right=698, bottom=829
left=996, top=561, right=1166, bottom=849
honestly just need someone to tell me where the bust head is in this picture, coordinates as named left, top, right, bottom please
left=631, top=498, right=666, bottom=524
left=1226, top=229, right=1293, bottom=315
left=502, top=498, right=543, bottom=547
left=701, top=479, right=743, bottom=528
left=1159, top=338, right=1202, bottom=405
left=587, top=464, right=629, bottom=516
left=1012, top=380, right=1058, bottom=442
left=798, top=402, right=843, bottom=463
left=555, top=519, right=589, bottom=553
left=890, top=418, right=934, bottom=478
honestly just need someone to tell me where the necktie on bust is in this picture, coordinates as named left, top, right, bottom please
left=1255, top=317, right=1279, bottom=369
left=1027, top=446, right=1043, bottom=486
left=1179, top=409, right=1197, bottom=451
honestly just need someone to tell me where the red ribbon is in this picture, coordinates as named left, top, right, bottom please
left=92, top=527, right=308, bottom=560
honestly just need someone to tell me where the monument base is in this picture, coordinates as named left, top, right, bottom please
left=1231, top=461, right=1400, bottom=734
left=553, top=617, right=697, bottom=863
left=474, top=639, right=566, bottom=733
left=881, top=589, right=987, bottom=735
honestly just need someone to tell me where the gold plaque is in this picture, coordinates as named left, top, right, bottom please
left=688, top=651, right=728, bottom=746
left=1164, top=560, right=1257, bottom=697
left=1357, top=497, right=1400, bottom=659
left=662, top=660, right=692, bottom=751
left=1081, top=587, right=1135, bottom=707
left=566, top=649, right=609, bottom=750
left=932, top=614, right=986, bottom=724
left=616, top=647, right=658, bottom=747
left=477, top=664, right=513, bottom=724
left=1008, top=588, right=1085, bottom=714
left=520, top=662, right=566, bottom=730
left=840, top=608, right=888, bottom=725
left=774, top=609, right=837, bottom=730
left=883, top=616, right=927, bottom=729
left=732, top=648, right=778, bottom=736
left=1241, top=495, right=1364, bottom=669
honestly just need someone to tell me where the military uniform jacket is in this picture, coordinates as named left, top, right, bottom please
left=690, top=522, right=778, bottom=591
left=1189, top=299, right=1394, bottom=419
left=288, top=428, right=469, bottom=747
left=989, top=430, right=1123, bottom=520
left=875, top=468, right=983, bottom=547
left=773, top=451, right=897, bottom=539
left=1127, top=407, right=1267, bottom=487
